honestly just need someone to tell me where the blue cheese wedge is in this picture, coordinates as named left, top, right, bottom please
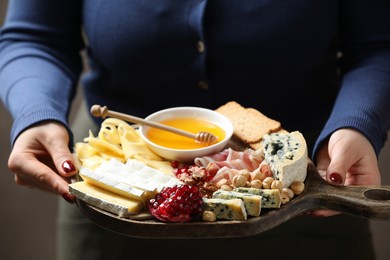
left=203, top=198, right=247, bottom=220
left=69, top=181, right=144, bottom=217
left=233, top=187, right=281, bottom=208
left=212, top=190, right=262, bottom=216
left=262, top=131, right=308, bottom=188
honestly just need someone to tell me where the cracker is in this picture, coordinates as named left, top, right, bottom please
left=215, top=101, right=281, bottom=145
left=249, top=129, right=289, bottom=150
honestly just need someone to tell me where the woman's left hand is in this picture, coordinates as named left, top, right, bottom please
left=313, top=128, right=381, bottom=217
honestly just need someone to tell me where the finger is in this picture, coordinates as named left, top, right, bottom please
left=15, top=172, right=76, bottom=204
left=324, top=143, right=355, bottom=186
left=14, top=174, right=52, bottom=193
left=15, top=157, right=69, bottom=192
left=310, top=209, right=340, bottom=217
left=10, top=155, right=75, bottom=201
left=42, top=128, right=78, bottom=178
left=313, top=141, right=341, bottom=216
left=314, top=143, right=331, bottom=180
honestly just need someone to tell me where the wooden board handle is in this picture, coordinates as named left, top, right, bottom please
left=301, top=163, right=390, bottom=220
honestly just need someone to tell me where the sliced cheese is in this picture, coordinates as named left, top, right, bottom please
left=79, top=159, right=183, bottom=203
left=86, top=136, right=125, bottom=161
left=233, top=187, right=281, bottom=208
left=212, top=190, right=262, bottom=216
left=69, top=181, right=144, bottom=217
left=133, top=154, right=175, bottom=177
left=203, top=198, right=247, bottom=220
left=124, top=159, right=182, bottom=190
left=79, top=166, right=149, bottom=202
left=262, top=131, right=308, bottom=188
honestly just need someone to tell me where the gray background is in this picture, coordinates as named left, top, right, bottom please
left=0, top=1, right=389, bottom=259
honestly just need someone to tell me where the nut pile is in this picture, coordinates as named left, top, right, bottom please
left=172, top=161, right=305, bottom=205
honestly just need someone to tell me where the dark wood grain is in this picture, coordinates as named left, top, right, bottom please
left=76, top=161, right=390, bottom=238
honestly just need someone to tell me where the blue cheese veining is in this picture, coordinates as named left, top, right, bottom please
left=262, top=131, right=308, bottom=188
left=212, top=190, right=262, bottom=216
left=203, top=198, right=247, bottom=220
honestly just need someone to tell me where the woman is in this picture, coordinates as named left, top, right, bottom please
left=1, top=1, right=389, bottom=259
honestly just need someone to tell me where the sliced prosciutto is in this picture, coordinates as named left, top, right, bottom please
left=195, top=148, right=263, bottom=170
left=194, top=148, right=264, bottom=183
left=193, top=148, right=230, bottom=167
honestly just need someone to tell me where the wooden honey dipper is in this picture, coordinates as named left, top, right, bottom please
left=90, top=104, right=218, bottom=146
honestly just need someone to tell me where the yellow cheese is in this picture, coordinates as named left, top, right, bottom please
left=69, top=181, right=144, bottom=217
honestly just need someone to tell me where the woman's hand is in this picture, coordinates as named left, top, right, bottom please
left=313, top=128, right=381, bottom=216
left=8, top=121, right=78, bottom=203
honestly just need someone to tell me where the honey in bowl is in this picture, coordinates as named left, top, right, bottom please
left=145, top=117, right=226, bottom=150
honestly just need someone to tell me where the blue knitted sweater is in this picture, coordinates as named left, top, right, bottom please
left=1, top=0, right=390, bottom=158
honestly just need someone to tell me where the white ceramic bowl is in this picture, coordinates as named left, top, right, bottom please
left=139, top=107, right=234, bottom=162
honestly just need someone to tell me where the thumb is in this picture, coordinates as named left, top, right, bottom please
left=44, top=123, right=78, bottom=178
left=325, top=142, right=354, bottom=186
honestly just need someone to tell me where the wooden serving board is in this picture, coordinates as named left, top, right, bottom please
left=76, top=161, right=390, bottom=239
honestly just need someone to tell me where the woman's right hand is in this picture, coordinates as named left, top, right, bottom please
left=7, top=121, right=78, bottom=203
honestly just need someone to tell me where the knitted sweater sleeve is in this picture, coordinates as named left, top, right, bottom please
left=313, top=0, right=390, bottom=158
left=0, top=0, right=84, bottom=145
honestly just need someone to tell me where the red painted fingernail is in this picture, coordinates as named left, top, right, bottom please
left=62, top=193, right=75, bottom=204
left=329, top=173, right=343, bottom=184
left=62, top=160, right=76, bottom=174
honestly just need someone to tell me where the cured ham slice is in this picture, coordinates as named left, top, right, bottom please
left=196, top=148, right=262, bottom=170
left=193, top=149, right=230, bottom=167
left=207, top=167, right=242, bottom=184
left=194, top=148, right=264, bottom=183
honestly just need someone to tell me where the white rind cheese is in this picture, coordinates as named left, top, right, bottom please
left=79, top=158, right=183, bottom=203
left=212, top=190, right=262, bottom=216
left=262, top=131, right=308, bottom=188
left=79, top=166, right=149, bottom=202
left=69, top=181, right=144, bottom=217
left=203, top=198, right=247, bottom=220
left=96, top=159, right=182, bottom=192
left=233, top=187, right=281, bottom=208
